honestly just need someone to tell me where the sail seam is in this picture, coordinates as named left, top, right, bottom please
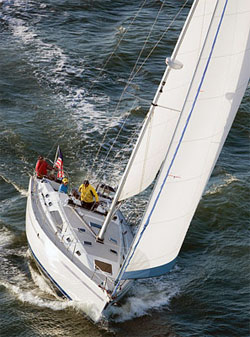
left=181, top=131, right=226, bottom=142
left=155, top=104, right=182, bottom=113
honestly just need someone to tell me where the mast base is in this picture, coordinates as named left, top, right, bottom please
left=96, top=237, right=104, bottom=244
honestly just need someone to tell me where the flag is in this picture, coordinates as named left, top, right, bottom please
left=55, top=147, right=64, bottom=178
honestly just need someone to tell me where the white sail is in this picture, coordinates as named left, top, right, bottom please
left=118, top=0, right=221, bottom=201
left=121, top=0, right=250, bottom=279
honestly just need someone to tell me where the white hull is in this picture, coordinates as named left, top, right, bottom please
left=26, top=177, right=133, bottom=321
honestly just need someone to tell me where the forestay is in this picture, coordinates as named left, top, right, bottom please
left=120, top=0, right=250, bottom=280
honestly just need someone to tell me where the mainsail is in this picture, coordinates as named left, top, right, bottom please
left=118, top=0, right=250, bottom=280
left=118, top=0, right=201, bottom=201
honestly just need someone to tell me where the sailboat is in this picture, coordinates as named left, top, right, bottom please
left=26, top=0, right=250, bottom=322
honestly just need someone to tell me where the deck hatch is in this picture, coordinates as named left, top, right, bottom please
left=50, top=211, right=63, bottom=231
left=95, top=260, right=112, bottom=274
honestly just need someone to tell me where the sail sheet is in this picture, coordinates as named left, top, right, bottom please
left=122, top=0, right=250, bottom=279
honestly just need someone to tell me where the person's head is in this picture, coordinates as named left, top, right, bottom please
left=62, top=178, right=68, bottom=185
left=38, top=155, right=44, bottom=161
left=83, top=180, right=89, bottom=186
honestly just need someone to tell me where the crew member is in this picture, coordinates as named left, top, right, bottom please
left=58, top=177, right=69, bottom=194
left=35, top=155, right=53, bottom=179
left=79, top=180, right=99, bottom=210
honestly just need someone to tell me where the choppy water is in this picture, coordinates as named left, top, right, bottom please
left=0, top=1, right=249, bottom=336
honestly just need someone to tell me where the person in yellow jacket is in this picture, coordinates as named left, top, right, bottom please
left=79, top=180, right=99, bottom=210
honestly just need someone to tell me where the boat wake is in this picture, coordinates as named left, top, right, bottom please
left=0, top=212, right=178, bottom=324
left=0, top=228, right=69, bottom=314
left=0, top=251, right=101, bottom=322
left=27, top=256, right=102, bottom=322
left=0, top=278, right=70, bottom=311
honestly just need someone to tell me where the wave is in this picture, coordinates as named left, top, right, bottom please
left=2, top=3, right=84, bottom=103
left=3, top=2, right=117, bottom=148
left=205, top=173, right=240, bottom=196
left=0, top=174, right=28, bottom=196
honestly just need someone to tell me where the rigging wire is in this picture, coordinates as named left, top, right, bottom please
left=118, top=0, right=190, bottom=99
left=93, top=0, right=190, bottom=185
left=92, top=0, right=168, bottom=181
left=87, top=0, right=149, bottom=179
left=86, top=0, right=148, bottom=94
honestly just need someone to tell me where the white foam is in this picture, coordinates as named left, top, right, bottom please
left=12, top=22, right=38, bottom=43
left=68, top=301, right=103, bottom=323
left=29, top=263, right=57, bottom=297
left=105, top=278, right=179, bottom=322
left=27, top=258, right=102, bottom=321
left=8, top=12, right=68, bottom=89
left=1, top=274, right=102, bottom=322
left=1, top=279, right=70, bottom=310
left=205, top=173, right=239, bottom=196
left=0, top=174, right=28, bottom=196
left=0, top=226, right=14, bottom=249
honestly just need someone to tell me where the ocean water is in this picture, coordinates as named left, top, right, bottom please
left=0, top=1, right=249, bottom=336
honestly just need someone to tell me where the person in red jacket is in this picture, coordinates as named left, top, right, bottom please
left=35, top=155, right=53, bottom=179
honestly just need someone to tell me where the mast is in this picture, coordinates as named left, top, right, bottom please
left=97, top=0, right=199, bottom=242
left=53, top=145, right=59, bottom=166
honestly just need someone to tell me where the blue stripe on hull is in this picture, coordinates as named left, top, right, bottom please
left=121, top=258, right=177, bottom=280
